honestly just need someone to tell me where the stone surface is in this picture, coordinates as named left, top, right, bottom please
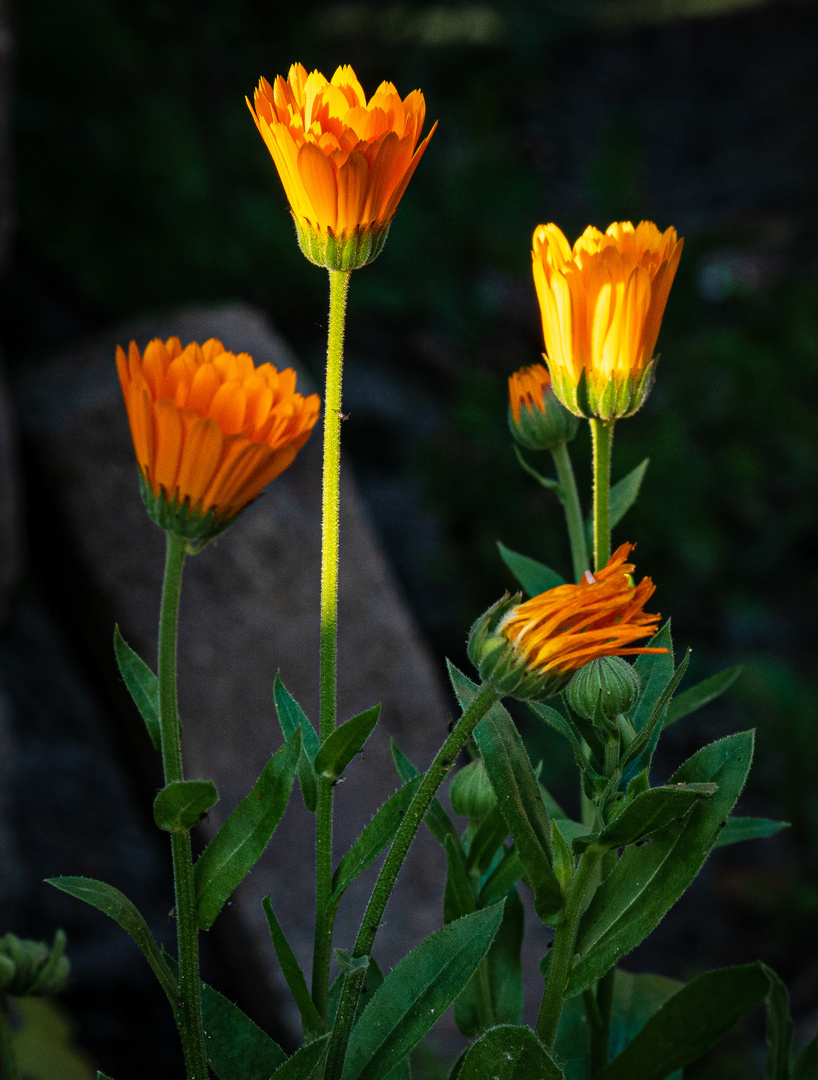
left=15, top=302, right=457, bottom=1044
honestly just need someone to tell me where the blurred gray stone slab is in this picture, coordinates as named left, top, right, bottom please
left=15, top=302, right=454, bottom=1039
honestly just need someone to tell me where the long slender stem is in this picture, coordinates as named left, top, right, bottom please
left=313, top=268, right=352, bottom=1019
left=550, top=441, right=589, bottom=582
left=158, top=533, right=209, bottom=1080
left=0, top=996, right=18, bottom=1080
left=536, top=846, right=604, bottom=1049
left=325, top=683, right=500, bottom=1080
left=590, top=419, right=615, bottom=572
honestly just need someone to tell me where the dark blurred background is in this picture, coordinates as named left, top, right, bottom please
left=1, top=0, right=818, bottom=1076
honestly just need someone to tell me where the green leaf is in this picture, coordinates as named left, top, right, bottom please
left=714, top=815, right=790, bottom=848
left=153, top=780, right=219, bottom=832
left=584, top=459, right=649, bottom=544
left=763, top=963, right=793, bottom=1080
left=630, top=622, right=675, bottom=733
left=194, top=729, right=301, bottom=930
left=569, top=731, right=755, bottom=995
left=608, top=970, right=684, bottom=1065
left=456, top=887, right=525, bottom=1037
left=512, top=443, right=561, bottom=491
left=271, top=1034, right=330, bottom=1080
left=573, top=784, right=717, bottom=853
left=527, top=701, right=594, bottom=779
left=595, top=963, right=773, bottom=1080
left=444, top=834, right=476, bottom=924
left=97, top=1073, right=116, bottom=1080
left=479, top=847, right=525, bottom=907
left=341, top=905, right=505, bottom=1080
left=497, top=542, right=565, bottom=597
left=465, top=804, right=509, bottom=876
left=331, top=777, right=423, bottom=907
left=664, top=665, right=743, bottom=727
left=274, top=674, right=320, bottom=813
left=793, top=1030, right=818, bottom=1080
left=391, top=739, right=460, bottom=849
left=620, top=650, right=691, bottom=782
left=458, top=1024, right=563, bottom=1080
left=314, top=705, right=380, bottom=780
left=114, top=625, right=160, bottom=750
left=263, top=897, right=324, bottom=1040
left=200, top=974, right=288, bottom=1080
left=46, top=877, right=178, bottom=1008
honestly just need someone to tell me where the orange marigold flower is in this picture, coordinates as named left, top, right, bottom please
left=508, top=362, right=579, bottom=450
left=532, top=221, right=683, bottom=420
left=468, top=544, right=664, bottom=701
left=248, top=63, right=436, bottom=270
left=116, top=337, right=320, bottom=541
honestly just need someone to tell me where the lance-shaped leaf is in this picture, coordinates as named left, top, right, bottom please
left=497, top=542, right=565, bottom=597
left=444, top=834, right=475, bottom=927
left=664, top=665, right=743, bottom=727
left=153, top=780, right=219, bottom=832
left=620, top=650, right=690, bottom=783
left=584, top=459, right=649, bottom=545
left=569, top=731, right=754, bottom=995
left=314, top=705, right=380, bottom=781
left=47, top=876, right=178, bottom=1008
left=271, top=1034, right=330, bottom=1080
left=274, top=674, right=320, bottom=813
left=114, top=626, right=160, bottom=750
left=459, top=1024, right=563, bottom=1080
left=456, top=886, right=525, bottom=1037
left=194, top=729, right=301, bottom=930
left=331, top=777, right=423, bottom=908
left=573, top=784, right=717, bottom=854
left=465, top=803, right=510, bottom=876
left=263, top=897, right=324, bottom=1041
left=391, top=739, right=459, bottom=848
left=714, top=815, right=790, bottom=848
left=341, top=905, right=505, bottom=1080
left=629, top=622, right=674, bottom=733
left=479, top=847, right=525, bottom=907
left=528, top=701, right=596, bottom=779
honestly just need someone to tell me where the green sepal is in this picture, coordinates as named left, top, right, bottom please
left=194, top=728, right=301, bottom=930
left=497, top=541, right=565, bottom=597
left=271, top=1034, right=331, bottom=1080
left=294, top=218, right=391, bottom=271
left=572, top=783, right=717, bottom=854
left=314, top=705, right=380, bottom=780
left=153, top=780, right=219, bottom=832
left=391, top=739, right=461, bottom=849
left=713, top=815, right=790, bottom=848
left=341, top=905, right=505, bottom=1080
left=273, top=674, right=320, bottom=813
left=664, top=664, right=743, bottom=727
left=458, top=1023, right=563, bottom=1080
left=262, top=897, right=324, bottom=1041
left=113, top=625, right=160, bottom=750
left=138, top=471, right=236, bottom=544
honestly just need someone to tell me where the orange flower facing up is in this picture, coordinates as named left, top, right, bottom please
left=468, top=543, right=664, bottom=701
left=508, top=362, right=579, bottom=451
left=532, top=221, right=683, bottom=421
left=248, top=63, right=436, bottom=270
left=117, top=337, right=320, bottom=541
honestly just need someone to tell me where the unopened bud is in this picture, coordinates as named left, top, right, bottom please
left=449, top=760, right=498, bottom=821
left=0, top=931, right=70, bottom=997
left=566, top=656, right=642, bottom=721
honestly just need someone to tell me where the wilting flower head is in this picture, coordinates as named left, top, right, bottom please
left=248, top=63, right=436, bottom=270
left=532, top=221, right=683, bottom=420
left=468, top=543, right=664, bottom=701
left=116, top=337, right=320, bottom=542
left=508, top=363, right=579, bottom=451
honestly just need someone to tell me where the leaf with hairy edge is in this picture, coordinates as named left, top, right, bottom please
left=98, top=1073, right=117, bottom=1080
left=620, top=650, right=690, bottom=783
left=479, top=848, right=525, bottom=907
left=271, top=1034, right=330, bottom=1080
left=630, top=622, right=674, bottom=733
left=714, top=816, right=790, bottom=848
left=444, top=834, right=476, bottom=924
left=194, top=729, right=301, bottom=930
left=341, top=905, right=505, bottom=1080
left=497, top=542, right=565, bottom=596
left=263, top=898, right=323, bottom=1041
left=465, top=804, right=510, bottom=876
left=391, top=739, right=460, bottom=848
left=459, top=1024, right=563, bottom=1080
left=573, top=784, right=717, bottom=854
left=528, top=701, right=595, bottom=779
left=456, top=886, right=525, bottom=1037
left=331, top=777, right=423, bottom=907
left=114, top=626, right=160, bottom=750
left=153, top=780, right=219, bottom=832
left=47, top=877, right=178, bottom=1008
left=569, top=731, right=754, bottom=995
left=448, top=665, right=562, bottom=924
left=273, top=674, right=320, bottom=813
left=314, top=705, right=380, bottom=780
left=793, top=1031, right=818, bottom=1080
left=664, top=665, right=743, bottom=727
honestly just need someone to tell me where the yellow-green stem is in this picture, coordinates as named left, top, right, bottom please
left=590, top=419, right=615, bottom=571
left=550, top=441, right=589, bottom=582
left=158, top=532, right=209, bottom=1079
left=313, top=268, right=352, bottom=1019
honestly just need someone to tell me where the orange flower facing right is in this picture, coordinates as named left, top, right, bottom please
left=117, top=337, right=320, bottom=541
left=508, top=362, right=579, bottom=451
left=532, top=221, right=683, bottom=420
left=248, top=63, right=436, bottom=270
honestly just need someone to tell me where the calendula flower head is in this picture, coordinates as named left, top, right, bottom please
left=508, top=363, right=579, bottom=451
left=468, top=544, right=665, bottom=701
left=532, top=221, right=683, bottom=420
left=116, top=337, right=320, bottom=543
left=248, top=63, right=436, bottom=270
left=0, top=931, right=69, bottom=997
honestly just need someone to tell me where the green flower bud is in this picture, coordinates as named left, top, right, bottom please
left=566, top=655, right=642, bottom=721
left=508, top=364, right=579, bottom=451
left=0, top=931, right=70, bottom=997
left=449, top=760, right=498, bottom=821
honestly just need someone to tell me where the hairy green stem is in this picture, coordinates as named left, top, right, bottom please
left=550, top=441, right=589, bottom=582
left=158, top=532, right=209, bottom=1079
left=536, top=846, right=604, bottom=1049
left=325, top=682, right=500, bottom=1080
left=590, top=419, right=615, bottom=571
left=0, top=995, right=18, bottom=1080
left=313, top=268, right=352, bottom=1019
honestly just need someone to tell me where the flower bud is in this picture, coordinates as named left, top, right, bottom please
left=566, top=655, right=642, bottom=721
left=449, top=760, right=498, bottom=821
left=508, top=364, right=579, bottom=451
left=0, top=931, right=70, bottom=997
